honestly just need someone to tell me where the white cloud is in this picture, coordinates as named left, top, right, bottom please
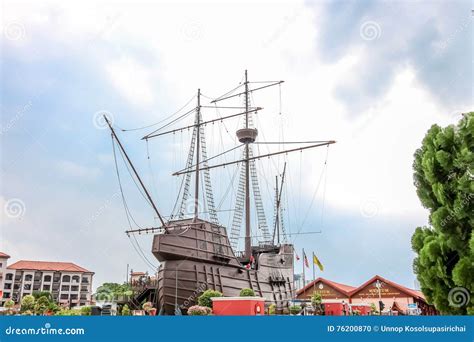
left=105, top=57, right=155, bottom=108
left=56, top=160, right=101, bottom=180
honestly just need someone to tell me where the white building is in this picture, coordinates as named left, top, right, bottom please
left=0, top=253, right=94, bottom=307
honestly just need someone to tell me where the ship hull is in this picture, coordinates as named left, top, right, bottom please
left=151, top=219, right=294, bottom=315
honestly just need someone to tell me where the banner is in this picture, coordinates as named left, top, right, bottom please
left=0, top=316, right=472, bottom=342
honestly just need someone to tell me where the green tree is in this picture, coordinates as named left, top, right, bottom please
left=80, top=306, right=92, bottom=316
left=121, top=304, right=131, bottom=316
left=34, top=296, right=50, bottom=315
left=20, top=295, right=36, bottom=313
left=311, top=292, right=324, bottom=315
left=95, top=282, right=133, bottom=302
left=197, top=290, right=222, bottom=308
left=412, top=112, right=474, bottom=315
left=4, top=299, right=15, bottom=314
left=32, top=291, right=53, bottom=302
left=239, top=288, right=255, bottom=297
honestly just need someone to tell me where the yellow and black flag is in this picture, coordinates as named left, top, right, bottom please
left=313, top=252, right=324, bottom=271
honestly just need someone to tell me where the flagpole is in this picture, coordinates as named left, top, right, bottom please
left=312, top=252, right=315, bottom=282
left=302, top=248, right=305, bottom=293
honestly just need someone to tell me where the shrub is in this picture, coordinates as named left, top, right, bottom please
left=187, top=305, right=211, bottom=316
left=311, top=292, right=324, bottom=315
left=268, top=304, right=276, bottom=315
left=121, top=304, right=131, bottom=316
left=289, top=305, right=302, bottom=315
left=239, top=288, right=255, bottom=297
left=34, top=296, right=50, bottom=315
left=4, top=299, right=15, bottom=309
left=80, top=306, right=92, bottom=316
left=55, top=309, right=81, bottom=316
left=142, top=301, right=153, bottom=311
left=197, top=290, right=222, bottom=308
left=20, top=295, right=35, bottom=313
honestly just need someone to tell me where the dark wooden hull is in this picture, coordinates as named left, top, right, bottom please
left=151, top=218, right=294, bottom=315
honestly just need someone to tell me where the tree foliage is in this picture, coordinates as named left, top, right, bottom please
left=20, top=295, right=36, bottom=313
left=412, top=112, right=473, bottom=315
left=34, top=296, right=50, bottom=315
left=239, top=288, right=255, bottom=297
left=95, top=282, right=133, bottom=301
left=311, top=292, right=324, bottom=315
left=197, top=290, right=222, bottom=308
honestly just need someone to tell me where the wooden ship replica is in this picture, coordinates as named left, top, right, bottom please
left=104, top=71, right=335, bottom=314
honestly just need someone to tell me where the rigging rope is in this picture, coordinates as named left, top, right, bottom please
left=111, top=134, right=158, bottom=269
left=118, top=94, right=197, bottom=132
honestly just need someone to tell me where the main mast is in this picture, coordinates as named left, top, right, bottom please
left=244, top=70, right=251, bottom=258
left=194, top=89, right=201, bottom=221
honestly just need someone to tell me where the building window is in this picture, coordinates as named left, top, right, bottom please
left=62, top=275, right=71, bottom=282
left=70, top=294, right=78, bottom=300
left=6, top=273, right=13, bottom=281
left=13, top=284, right=19, bottom=290
left=25, top=274, right=33, bottom=281
left=44, top=275, right=52, bottom=282
left=24, top=284, right=31, bottom=290
left=72, top=275, right=80, bottom=283
left=81, top=286, right=88, bottom=292
left=71, top=286, right=79, bottom=292
left=81, top=277, right=89, bottom=284
left=3, top=292, right=11, bottom=298
left=61, top=285, right=69, bottom=291
left=4, top=283, right=12, bottom=290
left=0, top=263, right=2, bottom=267
left=43, top=285, right=50, bottom=291
left=60, top=294, right=69, bottom=300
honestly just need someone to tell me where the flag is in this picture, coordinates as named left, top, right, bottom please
left=303, top=251, right=309, bottom=268
left=313, top=253, right=324, bottom=271
left=295, top=252, right=300, bottom=261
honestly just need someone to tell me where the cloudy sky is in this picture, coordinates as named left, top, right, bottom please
left=1, top=0, right=471, bottom=291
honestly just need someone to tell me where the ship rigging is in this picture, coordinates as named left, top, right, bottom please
left=105, top=70, right=335, bottom=314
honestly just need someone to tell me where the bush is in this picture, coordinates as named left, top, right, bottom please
left=34, top=296, right=50, bottom=315
left=4, top=299, right=15, bottom=309
left=80, top=306, right=92, bottom=316
left=289, top=305, right=302, bottom=315
left=142, top=301, right=153, bottom=311
left=55, top=309, right=81, bottom=316
left=197, top=290, right=223, bottom=308
left=20, top=295, right=35, bottom=313
left=187, top=305, right=212, bottom=316
left=121, top=304, right=131, bottom=316
left=268, top=304, right=276, bottom=315
left=239, top=288, right=255, bottom=297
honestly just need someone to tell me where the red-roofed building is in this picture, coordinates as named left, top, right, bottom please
left=296, top=275, right=438, bottom=316
left=0, top=255, right=94, bottom=307
left=0, top=252, right=11, bottom=302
